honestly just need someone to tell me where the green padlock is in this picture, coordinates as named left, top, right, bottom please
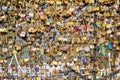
left=97, top=24, right=102, bottom=28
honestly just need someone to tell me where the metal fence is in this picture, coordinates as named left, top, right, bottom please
left=0, top=71, right=85, bottom=80
left=0, top=69, right=120, bottom=80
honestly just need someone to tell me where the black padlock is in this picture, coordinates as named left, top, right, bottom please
left=119, top=41, right=120, bottom=46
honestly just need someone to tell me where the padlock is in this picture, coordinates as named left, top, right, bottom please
left=97, top=24, right=102, bottom=28
left=20, top=31, right=26, bottom=37
left=117, top=31, right=120, bottom=35
left=36, top=77, right=41, bottom=80
left=106, top=24, right=112, bottom=28
left=7, top=1, right=11, bottom=6
left=0, top=60, right=4, bottom=63
left=88, top=0, right=94, bottom=4
left=50, top=0, right=54, bottom=4
left=24, top=58, right=29, bottom=63
left=0, top=28, right=8, bottom=33
left=98, top=0, right=105, bottom=3
left=82, top=57, right=87, bottom=64
left=106, top=29, right=112, bottom=34
left=13, top=50, right=17, bottom=54
left=58, top=52, right=62, bottom=56
left=2, top=48, right=7, bottom=53
left=102, top=31, right=106, bottom=36
left=108, top=43, right=113, bottom=50
left=76, top=48, right=79, bottom=52
left=56, top=1, right=62, bottom=5
left=93, top=6, right=100, bottom=12
left=46, top=21, right=50, bottom=25
left=40, top=15, right=46, bottom=20
left=8, top=52, right=12, bottom=57
left=73, top=10, right=77, bottom=15
left=68, top=21, right=74, bottom=26
left=64, top=1, right=68, bottom=4
left=16, top=46, right=22, bottom=51
left=74, top=27, right=79, bottom=32
left=83, top=26, right=88, bottom=31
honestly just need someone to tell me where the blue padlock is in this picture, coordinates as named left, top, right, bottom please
left=35, top=67, right=39, bottom=72
left=39, top=37, right=42, bottom=41
left=53, top=33, right=57, bottom=37
left=82, top=57, right=87, bottom=64
left=50, top=19, right=54, bottom=23
left=41, top=5, right=46, bottom=9
left=93, top=22, right=97, bottom=27
left=8, top=67, right=12, bottom=74
left=108, top=43, right=113, bottom=50
left=2, top=6, right=8, bottom=11
left=0, top=67, right=2, bottom=73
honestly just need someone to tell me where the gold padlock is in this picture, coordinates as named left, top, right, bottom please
left=46, top=21, right=50, bottom=25
left=0, top=60, right=4, bottom=63
left=102, top=23, right=106, bottom=28
left=98, top=0, right=104, bottom=3
left=40, top=15, right=46, bottom=20
left=2, top=48, right=7, bottom=53
left=16, top=46, right=21, bottom=51
left=7, top=1, right=11, bottom=6
left=64, top=1, right=68, bottom=4
left=36, top=77, right=41, bottom=80
left=76, top=48, right=79, bottom=52
left=56, top=1, right=62, bottom=5
left=13, top=50, right=17, bottom=54
left=31, top=37, right=35, bottom=41
left=102, top=31, right=106, bottom=36
left=50, top=0, right=54, bottom=4
left=8, top=52, right=12, bottom=57
left=114, top=40, right=119, bottom=44
left=109, top=58, right=113, bottom=62
left=106, top=29, right=112, bottom=34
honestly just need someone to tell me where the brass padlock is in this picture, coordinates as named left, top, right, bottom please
left=31, top=37, right=35, bottom=42
left=16, top=46, right=22, bottom=51
left=2, top=48, right=7, bottom=53
left=13, top=50, right=17, bottom=54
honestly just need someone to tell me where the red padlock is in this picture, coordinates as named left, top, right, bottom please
left=83, top=26, right=88, bottom=31
left=74, top=27, right=79, bottom=32
left=39, top=7, right=42, bottom=11
left=12, top=65, right=16, bottom=71
left=62, top=46, right=67, bottom=51
left=69, top=27, right=74, bottom=32
left=73, top=10, right=77, bottom=15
